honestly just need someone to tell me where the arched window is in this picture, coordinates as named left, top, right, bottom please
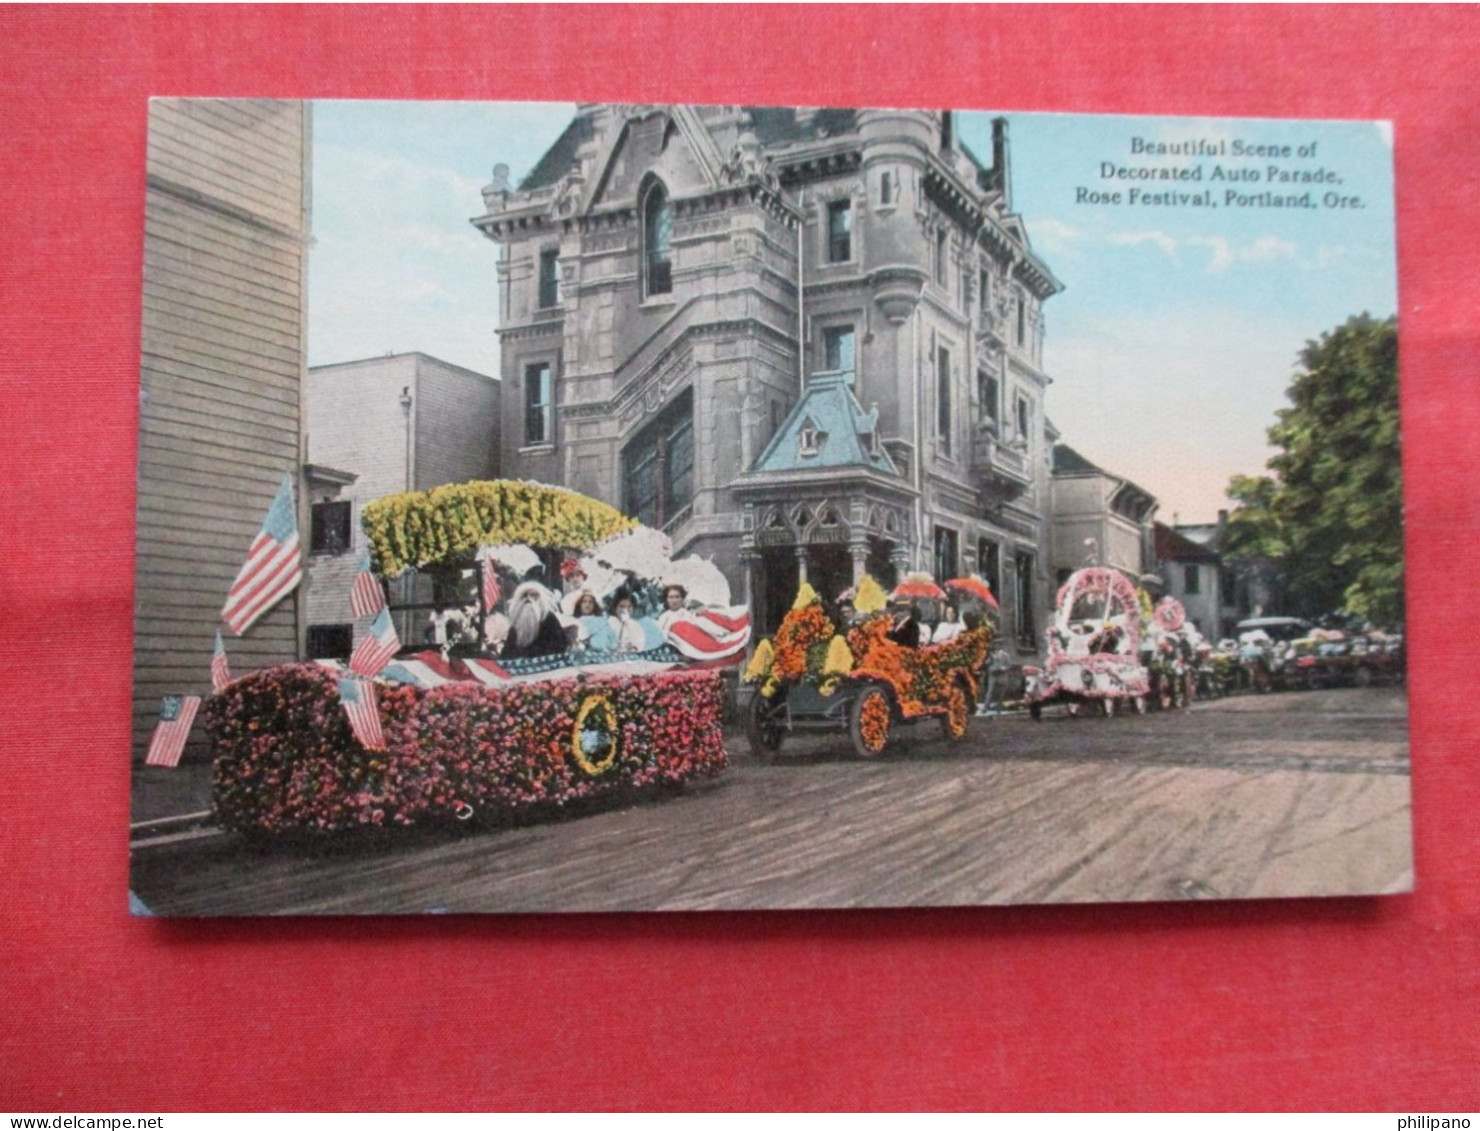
left=643, top=181, right=673, bottom=297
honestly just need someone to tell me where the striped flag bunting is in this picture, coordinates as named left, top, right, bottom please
left=221, top=473, right=302, bottom=636
left=349, top=607, right=400, bottom=678
left=660, top=606, right=753, bottom=663
left=337, top=677, right=386, bottom=751
left=350, top=546, right=387, bottom=619
left=210, top=630, right=231, bottom=693
left=145, top=695, right=201, bottom=768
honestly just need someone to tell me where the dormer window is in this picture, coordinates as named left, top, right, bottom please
left=798, top=421, right=826, bottom=458
left=643, top=181, right=672, bottom=297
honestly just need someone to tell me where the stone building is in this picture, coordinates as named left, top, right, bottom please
left=472, top=104, right=1062, bottom=647
left=134, top=98, right=310, bottom=761
left=1048, top=443, right=1159, bottom=590
left=304, top=352, right=500, bottom=655
left=1153, top=521, right=1225, bottom=640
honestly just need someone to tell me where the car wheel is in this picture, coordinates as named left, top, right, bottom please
left=849, top=685, right=893, bottom=759
left=940, top=680, right=971, bottom=742
left=745, top=688, right=787, bottom=763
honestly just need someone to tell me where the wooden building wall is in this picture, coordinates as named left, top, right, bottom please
left=134, top=99, right=310, bottom=759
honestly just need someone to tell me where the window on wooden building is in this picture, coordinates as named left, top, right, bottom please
left=310, top=501, right=351, bottom=556
left=306, top=624, right=353, bottom=660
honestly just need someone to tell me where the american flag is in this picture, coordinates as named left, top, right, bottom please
left=210, top=629, right=231, bottom=693
left=221, top=474, right=302, bottom=635
left=349, top=607, right=400, bottom=678
left=480, top=554, right=501, bottom=612
left=145, top=695, right=201, bottom=768
left=350, top=546, right=386, bottom=619
left=337, top=677, right=386, bottom=751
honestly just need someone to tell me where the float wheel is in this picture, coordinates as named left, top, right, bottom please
left=848, top=685, right=893, bottom=759
left=940, top=680, right=971, bottom=742
left=745, top=688, right=787, bottom=763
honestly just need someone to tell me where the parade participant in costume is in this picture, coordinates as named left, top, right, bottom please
left=570, top=590, right=607, bottom=651
left=608, top=589, right=654, bottom=653
left=929, top=603, right=964, bottom=645
left=654, top=582, right=753, bottom=662
left=887, top=600, right=922, bottom=648
left=502, top=581, right=571, bottom=659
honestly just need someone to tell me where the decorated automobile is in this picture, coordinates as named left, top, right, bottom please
left=1024, top=567, right=1151, bottom=719
left=1235, top=616, right=1314, bottom=691
left=206, top=480, right=748, bottom=836
left=740, top=573, right=994, bottom=760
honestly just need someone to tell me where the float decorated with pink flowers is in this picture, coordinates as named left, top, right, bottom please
left=206, top=480, right=749, bottom=835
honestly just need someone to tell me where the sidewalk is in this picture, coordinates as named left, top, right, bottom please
left=130, top=761, right=214, bottom=826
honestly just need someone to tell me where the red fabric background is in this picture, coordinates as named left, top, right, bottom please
left=2, top=4, right=1476, bottom=1111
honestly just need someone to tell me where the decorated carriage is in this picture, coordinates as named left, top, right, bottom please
left=1143, top=594, right=1199, bottom=710
left=206, top=481, right=745, bottom=836
left=1024, top=567, right=1150, bottom=719
left=740, top=574, right=994, bottom=761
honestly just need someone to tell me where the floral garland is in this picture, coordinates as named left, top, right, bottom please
left=770, top=602, right=836, bottom=683
left=848, top=616, right=991, bottom=718
left=207, top=664, right=725, bottom=835
left=361, top=480, right=636, bottom=576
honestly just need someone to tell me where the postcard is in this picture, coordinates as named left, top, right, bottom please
left=129, top=100, right=1407, bottom=914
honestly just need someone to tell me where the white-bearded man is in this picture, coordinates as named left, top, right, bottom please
left=501, top=580, right=572, bottom=660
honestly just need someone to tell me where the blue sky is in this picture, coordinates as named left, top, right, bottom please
left=309, top=102, right=1397, bottom=524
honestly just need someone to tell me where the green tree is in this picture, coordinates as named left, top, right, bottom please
left=1223, top=314, right=1403, bottom=627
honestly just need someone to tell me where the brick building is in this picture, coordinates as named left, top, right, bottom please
left=472, top=104, right=1062, bottom=648
left=304, top=352, right=500, bottom=655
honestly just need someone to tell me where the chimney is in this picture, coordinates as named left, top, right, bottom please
left=992, top=117, right=1012, bottom=211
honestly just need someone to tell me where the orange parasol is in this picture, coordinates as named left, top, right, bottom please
left=946, top=575, right=999, bottom=611
left=889, top=573, right=947, bottom=601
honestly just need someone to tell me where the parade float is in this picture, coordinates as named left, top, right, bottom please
left=1143, top=594, right=1199, bottom=710
left=206, top=481, right=748, bottom=836
left=741, top=573, right=994, bottom=760
left=1024, top=567, right=1151, bottom=719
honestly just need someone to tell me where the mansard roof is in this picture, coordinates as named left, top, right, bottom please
left=517, top=106, right=864, bottom=193
left=519, top=112, right=596, bottom=191
left=744, top=106, right=859, bottom=146
left=752, top=369, right=898, bottom=476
